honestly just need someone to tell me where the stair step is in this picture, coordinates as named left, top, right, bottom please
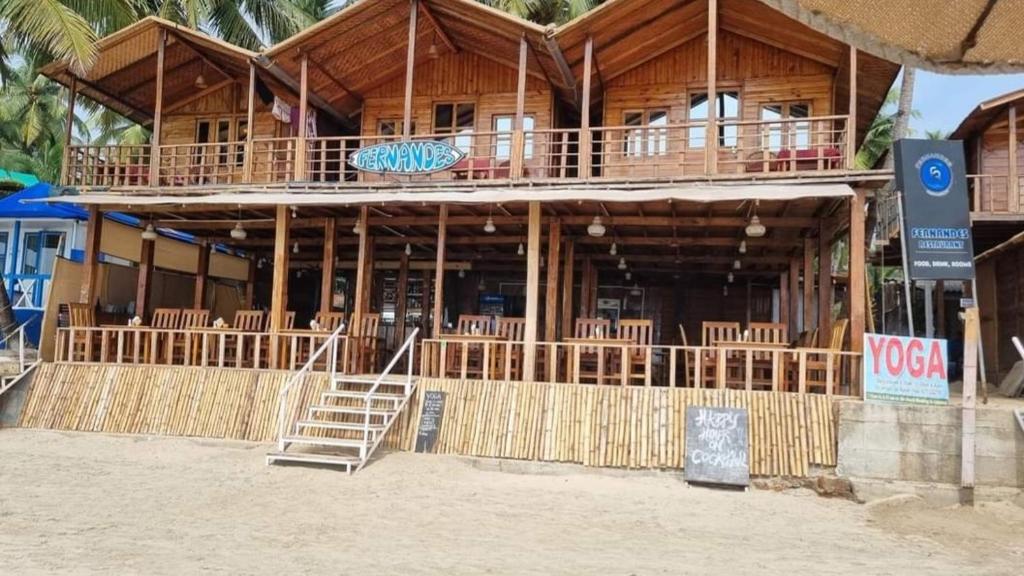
left=334, top=375, right=411, bottom=387
left=296, top=420, right=385, bottom=432
left=266, top=451, right=359, bottom=470
left=283, top=435, right=366, bottom=449
left=308, top=405, right=395, bottom=417
left=322, top=390, right=406, bottom=401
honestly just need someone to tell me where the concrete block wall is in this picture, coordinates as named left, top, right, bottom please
left=837, top=400, right=1024, bottom=488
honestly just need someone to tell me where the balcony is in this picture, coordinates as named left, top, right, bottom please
left=61, top=115, right=857, bottom=191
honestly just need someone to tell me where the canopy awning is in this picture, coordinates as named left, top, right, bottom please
left=33, top=183, right=854, bottom=208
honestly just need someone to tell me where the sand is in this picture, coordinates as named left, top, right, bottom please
left=1, top=429, right=1021, bottom=575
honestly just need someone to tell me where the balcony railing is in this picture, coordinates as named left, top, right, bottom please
left=61, top=115, right=855, bottom=190
left=969, top=173, right=1024, bottom=214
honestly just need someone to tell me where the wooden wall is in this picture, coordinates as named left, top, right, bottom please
left=161, top=82, right=280, bottom=147
left=16, top=364, right=837, bottom=477
left=971, top=110, right=1023, bottom=212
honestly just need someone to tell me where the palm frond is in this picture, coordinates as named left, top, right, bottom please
left=0, top=0, right=98, bottom=75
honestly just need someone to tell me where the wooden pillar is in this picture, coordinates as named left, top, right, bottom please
left=243, top=64, right=257, bottom=181
left=779, top=271, right=789, bottom=330
left=194, top=243, right=210, bottom=309
left=396, top=252, right=410, bottom=343
left=579, top=257, right=593, bottom=318
left=818, top=221, right=833, bottom=347
left=936, top=280, right=946, bottom=338
left=803, top=237, right=814, bottom=332
left=245, top=255, right=256, bottom=308
left=149, top=30, right=167, bottom=185
left=421, top=269, right=433, bottom=336
left=402, top=0, right=419, bottom=139
left=296, top=53, right=309, bottom=180
left=320, top=217, right=337, bottom=316
left=269, top=205, right=291, bottom=332
left=705, top=0, right=718, bottom=175
left=79, top=207, right=103, bottom=305
left=432, top=205, right=448, bottom=337
left=788, top=257, right=800, bottom=338
left=561, top=240, right=575, bottom=339
left=579, top=36, right=594, bottom=179
left=353, top=206, right=372, bottom=326
left=523, top=202, right=542, bottom=381
left=544, top=219, right=561, bottom=342
left=511, top=33, right=529, bottom=180
left=849, top=189, right=866, bottom=353
left=136, top=236, right=155, bottom=320
left=745, top=278, right=753, bottom=326
left=846, top=46, right=858, bottom=169
left=589, top=265, right=599, bottom=317
left=1009, top=105, right=1019, bottom=213
left=60, top=77, right=78, bottom=185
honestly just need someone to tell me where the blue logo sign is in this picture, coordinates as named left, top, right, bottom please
left=917, top=154, right=953, bottom=196
left=349, top=140, right=464, bottom=175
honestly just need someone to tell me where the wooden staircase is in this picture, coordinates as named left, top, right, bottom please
left=266, top=328, right=419, bottom=473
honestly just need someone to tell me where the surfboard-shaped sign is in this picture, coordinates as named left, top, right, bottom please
left=348, top=140, right=465, bottom=175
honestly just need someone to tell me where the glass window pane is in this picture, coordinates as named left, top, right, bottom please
left=493, top=115, right=512, bottom=160
left=719, top=92, right=740, bottom=119
left=689, top=94, right=708, bottom=120
left=39, top=233, right=62, bottom=275
left=0, top=231, right=9, bottom=268
left=21, top=234, right=39, bottom=275
left=434, top=104, right=453, bottom=133
left=648, top=110, right=668, bottom=156
left=523, top=116, right=535, bottom=160
left=196, top=121, right=211, bottom=143
left=456, top=104, right=475, bottom=129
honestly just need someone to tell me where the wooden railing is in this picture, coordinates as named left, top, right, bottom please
left=420, top=338, right=862, bottom=396
left=969, top=173, right=1020, bottom=213
left=61, top=115, right=855, bottom=189
left=54, top=326, right=373, bottom=372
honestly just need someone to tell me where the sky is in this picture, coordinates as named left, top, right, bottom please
left=910, top=71, right=1024, bottom=136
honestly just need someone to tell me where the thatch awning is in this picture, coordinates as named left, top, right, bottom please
left=756, top=0, right=1024, bottom=73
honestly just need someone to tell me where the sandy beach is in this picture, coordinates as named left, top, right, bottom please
left=0, top=428, right=1021, bottom=575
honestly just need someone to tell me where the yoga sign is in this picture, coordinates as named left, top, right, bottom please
left=349, top=140, right=464, bottom=175
left=863, top=333, right=949, bottom=405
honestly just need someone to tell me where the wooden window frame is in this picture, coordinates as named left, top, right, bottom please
left=621, top=109, right=669, bottom=158
left=492, top=114, right=536, bottom=161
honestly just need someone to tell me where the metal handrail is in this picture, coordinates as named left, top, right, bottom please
left=360, top=327, right=419, bottom=460
left=276, top=323, right=347, bottom=451
left=0, top=318, right=37, bottom=374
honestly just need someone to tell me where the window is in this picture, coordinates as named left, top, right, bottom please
left=21, top=232, right=63, bottom=275
left=688, top=92, right=740, bottom=148
left=621, top=110, right=668, bottom=157
left=493, top=115, right=535, bottom=160
left=761, top=102, right=812, bottom=151
left=434, top=103, right=475, bottom=152
left=0, top=231, right=9, bottom=274
left=378, top=119, right=414, bottom=137
left=195, top=118, right=246, bottom=166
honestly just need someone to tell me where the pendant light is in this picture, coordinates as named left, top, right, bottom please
left=292, top=241, right=299, bottom=254
left=405, top=243, right=412, bottom=256
left=745, top=200, right=766, bottom=237
left=587, top=215, right=606, bottom=237
left=458, top=269, right=465, bottom=279
left=727, top=272, right=734, bottom=283
left=609, top=242, right=617, bottom=256
left=194, top=62, right=207, bottom=89
left=738, top=240, right=747, bottom=254
left=140, top=223, right=158, bottom=241
left=517, top=242, right=525, bottom=256
left=257, top=258, right=264, bottom=270
left=625, top=271, right=632, bottom=281
left=733, top=259, right=741, bottom=270
left=617, top=257, right=627, bottom=270
left=630, top=283, right=642, bottom=297
left=428, top=32, right=440, bottom=59
left=723, top=285, right=729, bottom=296
left=483, top=216, right=496, bottom=234
left=230, top=221, right=247, bottom=240
left=478, top=276, right=487, bottom=291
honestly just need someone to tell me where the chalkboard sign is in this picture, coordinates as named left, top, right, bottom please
left=684, top=406, right=750, bottom=487
left=414, top=390, right=446, bottom=453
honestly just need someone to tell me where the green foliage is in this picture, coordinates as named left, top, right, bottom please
left=479, top=0, right=603, bottom=25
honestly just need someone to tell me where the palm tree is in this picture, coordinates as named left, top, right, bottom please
left=855, top=71, right=921, bottom=170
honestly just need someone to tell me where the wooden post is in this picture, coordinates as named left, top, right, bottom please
left=269, top=205, right=291, bottom=332
left=846, top=46, right=858, bottom=169
left=936, top=280, right=946, bottom=337
left=561, top=240, right=575, bottom=339
left=296, top=53, right=309, bottom=180
left=580, top=36, right=594, bottom=179
left=421, top=269, right=433, bottom=336
left=403, top=0, right=419, bottom=140
left=353, top=206, right=372, bottom=325
left=245, top=255, right=256, bottom=308
left=80, top=206, right=103, bottom=305
left=788, top=257, right=799, bottom=338
left=579, top=257, right=593, bottom=318
left=511, top=33, right=529, bottom=180
left=961, top=307, right=980, bottom=503
left=60, top=77, right=78, bottom=185
left=396, top=252, right=410, bottom=343
left=194, top=243, right=210, bottom=309
left=803, top=237, right=814, bottom=332
left=149, top=29, right=167, bottom=186
left=706, top=0, right=718, bottom=175
left=544, top=219, right=561, bottom=342
left=779, top=271, right=789, bottom=330
left=818, top=221, right=833, bottom=347
left=319, top=218, right=337, bottom=316
left=432, top=205, right=447, bottom=337
left=523, top=202, right=542, bottom=380
left=849, top=189, right=866, bottom=353
left=1009, top=105, right=1019, bottom=213
left=136, top=236, right=155, bottom=320
left=243, top=63, right=257, bottom=181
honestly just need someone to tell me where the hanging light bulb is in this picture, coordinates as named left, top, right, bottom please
left=405, top=243, right=412, bottom=256
left=194, top=62, right=207, bottom=89
left=257, top=258, right=264, bottom=270
left=230, top=221, right=247, bottom=240
left=517, top=242, right=525, bottom=256
left=587, top=215, right=606, bottom=237
left=630, top=283, right=642, bottom=297
left=352, top=218, right=362, bottom=234
left=478, top=276, right=487, bottom=291
left=140, top=223, right=158, bottom=241
left=739, top=240, right=747, bottom=254
left=458, top=269, right=465, bottom=278
left=745, top=214, right=766, bottom=238
left=728, top=272, right=734, bottom=283
left=291, top=206, right=298, bottom=219
left=293, top=241, right=299, bottom=254
left=297, top=268, right=304, bottom=278
left=617, top=257, right=627, bottom=270
left=723, top=285, right=729, bottom=296
left=625, top=271, right=632, bottom=281
left=609, top=242, right=617, bottom=256
left=733, top=259, right=741, bottom=270
left=428, top=32, right=440, bottom=59
left=483, top=216, right=496, bottom=234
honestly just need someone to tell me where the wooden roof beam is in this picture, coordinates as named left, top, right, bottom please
left=72, top=75, right=153, bottom=124
left=543, top=32, right=578, bottom=106
left=253, top=55, right=356, bottom=130
left=161, top=79, right=235, bottom=115
left=306, top=55, right=362, bottom=103
left=168, top=30, right=238, bottom=80
left=420, top=0, right=459, bottom=54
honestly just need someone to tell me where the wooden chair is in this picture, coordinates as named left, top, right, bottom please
left=66, top=303, right=97, bottom=362
left=678, top=323, right=692, bottom=387
left=495, top=317, right=526, bottom=380
left=229, top=310, right=265, bottom=367
left=572, top=317, right=612, bottom=384
left=314, top=311, right=346, bottom=332
left=175, top=309, right=210, bottom=364
left=456, top=314, right=492, bottom=335
left=701, top=321, right=741, bottom=388
left=746, top=322, right=788, bottom=390
left=149, top=308, right=181, bottom=363
left=794, top=319, right=849, bottom=394
left=748, top=322, right=787, bottom=345
left=151, top=308, right=180, bottom=329
left=618, top=319, right=653, bottom=385
left=349, top=313, right=381, bottom=373
left=233, top=310, right=265, bottom=331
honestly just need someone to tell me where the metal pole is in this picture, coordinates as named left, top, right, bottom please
left=971, top=278, right=988, bottom=399
left=896, top=191, right=915, bottom=336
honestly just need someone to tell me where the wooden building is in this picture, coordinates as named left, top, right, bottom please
left=27, top=0, right=902, bottom=471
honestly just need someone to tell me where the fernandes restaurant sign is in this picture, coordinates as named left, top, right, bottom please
left=348, top=140, right=464, bottom=175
